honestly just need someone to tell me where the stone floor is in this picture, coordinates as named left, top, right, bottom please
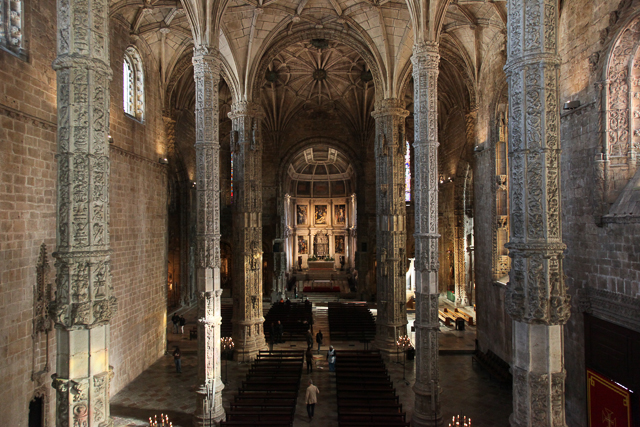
left=112, top=299, right=511, bottom=427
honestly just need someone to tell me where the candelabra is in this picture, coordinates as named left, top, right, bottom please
left=148, top=413, right=172, bottom=427
left=221, top=337, right=234, bottom=384
left=449, top=415, right=471, bottom=427
left=396, top=335, right=411, bottom=381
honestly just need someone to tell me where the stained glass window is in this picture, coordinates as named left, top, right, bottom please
left=405, top=141, right=411, bottom=201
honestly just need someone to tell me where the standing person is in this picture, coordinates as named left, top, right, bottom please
left=171, top=313, right=179, bottom=334
left=305, top=379, right=319, bottom=421
left=173, top=346, right=182, bottom=373
left=179, top=315, right=186, bottom=334
left=276, top=320, right=284, bottom=344
left=308, top=315, right=314, bottom=335
left=327, top=345, right=336, bottom=372
left=305, top=329, right=313, bottom=349
left=306, top=346, right=313, bottom=373
left=315, top=330, right=323, bottom=354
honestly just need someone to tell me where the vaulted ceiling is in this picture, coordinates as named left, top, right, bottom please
left=110, top=0, right=508, bottom=135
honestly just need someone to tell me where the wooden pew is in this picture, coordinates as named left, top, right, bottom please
left=454, top=308, right=474, bottom=326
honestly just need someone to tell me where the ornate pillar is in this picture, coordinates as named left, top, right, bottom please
left=229, top=101, right=266, bottom=360
left=192, top=48, right=225, bottom=426
left=411, top=42, right=443, bottom=427
left=371, top=98, right=409, bottom=353
left=50, top=0, right=116, bottom=426
left=504, top=1, right=570, bottom=426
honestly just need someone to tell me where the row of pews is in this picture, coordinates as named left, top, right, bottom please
left=264, top=301, right=313, bottom=342
left=220, top=350, right=304, bottom=427
left=335, top=350, right=409, bottom=427
left=328, top=302, right=376, bottom=342
left=438, top=307, right=474, bottom=327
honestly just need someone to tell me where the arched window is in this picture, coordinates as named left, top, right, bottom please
left=123, top=46, right=145, bottom=121
left=0, top=0, right=24, bottom=57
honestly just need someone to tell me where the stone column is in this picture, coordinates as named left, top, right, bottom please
left=504, top=1, right=570, bottom=426
left=371, top=98, right=409, bottom=353
left=192, top=48, right=225, bottom=426
left=411, top=42, right=443, bottom=427
left=51, top=0, right=116, bottom=426
left=229, top=101, right=266, bottom=360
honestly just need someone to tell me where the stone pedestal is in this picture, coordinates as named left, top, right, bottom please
left=191, top=48, right=225, bottom=426
left=411, top=42, right=443, bottom=427
left=229, top=101, right=266, bottom=360
left=371, top=99, right=409, bottom=354
left=504, top=1, right=570, bottom=426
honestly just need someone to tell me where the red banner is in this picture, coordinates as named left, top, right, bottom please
left=587, top=369, right=631, bottom=427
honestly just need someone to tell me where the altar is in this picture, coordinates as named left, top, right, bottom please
left=308, top=261, right=335, bottom=270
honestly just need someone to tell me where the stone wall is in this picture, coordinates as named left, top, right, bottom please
left=558, top=2, right=640, bottom=426
left=0, top=8, right=170, bottom=426
left=107, top=17, right=169, bottom=395
left=0, top=0, right=59, bottom=425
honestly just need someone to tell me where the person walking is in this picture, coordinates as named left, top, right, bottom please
left=305, top=379, right=319, bottom=421
left=173, top=346, right=182, bottom=373
left=327, top=345, right=336, bottom=372
left=171, top=313, right=179, bottom=334
left=179, top=315, right=186, bottom=334
left=276, top=320, right=284, bottom=344
left=315, top=330, right=323, bottom=354
left=306, top=346, right=313, bottom=373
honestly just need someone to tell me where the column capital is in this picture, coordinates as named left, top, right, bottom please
left=412, top=42, right=440, bottom=69
left=228, top=101, right=264, bottom=120
left=192, top=49, right=221, bottom=78
left=371, top=98, right=409, bottom=119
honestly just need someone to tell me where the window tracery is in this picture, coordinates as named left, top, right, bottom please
left=123, top=46, right=145, bottom=121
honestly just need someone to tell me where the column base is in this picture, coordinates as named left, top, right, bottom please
left=411, top=411, right=444, bottom=427
left=193, top=384, right=225, bottom=427
left=233, top=335, right=267, bottom=362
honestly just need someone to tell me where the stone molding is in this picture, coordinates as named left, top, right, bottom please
left=576, top=287, right=640, bottom=334
left=0, top=102, right=57, bottom=131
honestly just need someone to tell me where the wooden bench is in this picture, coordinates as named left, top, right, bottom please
left=451, top=308, right=475, bottom=326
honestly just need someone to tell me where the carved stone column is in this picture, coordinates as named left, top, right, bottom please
left=411, top=42, right=443, bottom=427
left=50, top=0, right=116, bottom=426
left=504, top=1, right=570, bottom=426
left=371, top=98, right=409, bottom=353
left=192, top=48, right=225, bottom=426
left=229, top=101, right=266, bottom=360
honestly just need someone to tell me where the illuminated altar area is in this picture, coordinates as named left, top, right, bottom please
left=281, top=147, right=357, bottom=274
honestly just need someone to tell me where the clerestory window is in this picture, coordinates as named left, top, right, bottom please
left=123, top=46, right=145, bottom=121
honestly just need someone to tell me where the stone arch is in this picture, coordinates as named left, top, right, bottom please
left=277, top=137, right=364, bottom=193
left=595, top=11, right=640, bottom=220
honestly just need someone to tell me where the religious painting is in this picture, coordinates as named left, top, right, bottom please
left=315, top=205, right=328, bottom=224
left=313, top=181, right=330, bottom=197
left=297, top=181, right=311, bottom=196
left=587, top=369, right=632, bottom=427
left=296, top=205, right=307, bottom=225
left=335, top=235, right=345, bottom=254
left=298, top=236, right=308, bottom=254
left=335, top=204, right=346, bottom=225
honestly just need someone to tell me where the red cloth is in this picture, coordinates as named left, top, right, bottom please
left=587, top=369, right=631, bottom=427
